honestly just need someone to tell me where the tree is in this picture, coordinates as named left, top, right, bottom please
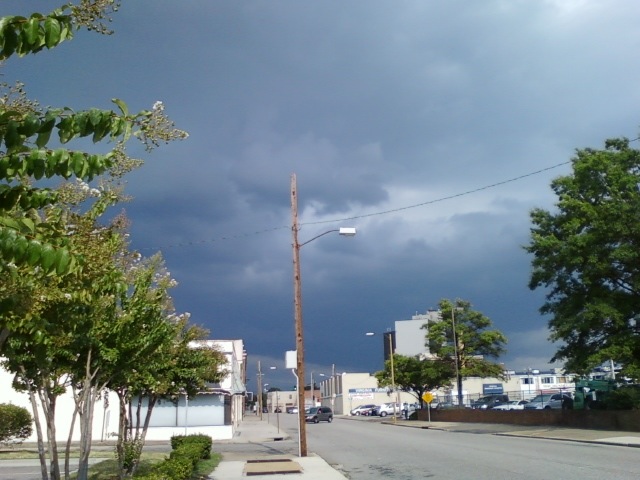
left=526, top=137, right=640, bottom=378
left=425, top=299, right=507, bottom=404
left=374, top=354, right=453, bottom=408
left=0, top=403, right=33, bottom=444
left=0, top=2, right=187, bottom=351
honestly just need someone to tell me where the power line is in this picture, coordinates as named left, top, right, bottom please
left=302, top=161, right=571, bottom=227
left=144, top=160, right=571, bottom=251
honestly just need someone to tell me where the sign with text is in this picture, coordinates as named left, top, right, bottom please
left=482, top=383, right=504, bottom=394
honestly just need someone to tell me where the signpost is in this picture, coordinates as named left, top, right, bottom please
left=422, top=392, right=434, bottom=423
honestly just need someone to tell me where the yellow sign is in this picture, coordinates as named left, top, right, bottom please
left=422, top=392, right=434, bottom=403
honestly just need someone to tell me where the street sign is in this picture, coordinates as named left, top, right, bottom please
left=422, top=392, right=434, bottom=404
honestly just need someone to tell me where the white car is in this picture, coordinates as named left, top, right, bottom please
left=350, top=404, right=376, bottom=416
left=492, top=400, right=529, bottom=410
left=374, top=402, right=400, bottom=417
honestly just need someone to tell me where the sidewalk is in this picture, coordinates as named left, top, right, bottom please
left=381, top=418, right=640, bottom=448
left=209, top=415, right=348, bottom=479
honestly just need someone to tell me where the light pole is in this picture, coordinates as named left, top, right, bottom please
left=291, top=173, right=356, bottom=457
left=257, top=361, right=264, bottom=420
left=311, top=372, right=327, bottom=407
left=365, top=331, right=398, bottom=424
left=451, top=306, right=463, bottom=407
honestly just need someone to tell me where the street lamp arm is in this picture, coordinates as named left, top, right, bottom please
left=298, top=227, right=356, bottom=248
left=298, top=229, right=338, bottom=247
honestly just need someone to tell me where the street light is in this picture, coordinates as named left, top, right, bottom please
left=365, top=331, right=398, bottom=424
left=291, top=173, right=356, bottom=457
left=310, top=372, right=327, bottom=407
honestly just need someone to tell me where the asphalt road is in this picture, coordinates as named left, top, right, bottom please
left=256, top=414, right=640, bottom=480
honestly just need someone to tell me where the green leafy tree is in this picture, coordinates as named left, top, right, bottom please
left=0, top=403, right=33, bottom=444
left=113, top=317, right=226, bottom=479
left=526, top=137, right=640, bottom=378
left=2, top=199, right=134, bottom=480
left=0, top=2, right=187, bottom=351
left=374, top=354, right=453, bottom=407
left=426, top=299, right=507, bottom=404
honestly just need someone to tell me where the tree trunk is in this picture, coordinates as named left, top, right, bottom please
left=64, top=402, right=79, bottom=480
left=40, top=389, right=60, bottom=480
left=128, top=395, right=157, bottom=478
left=26, top=387, right=49, bottom=480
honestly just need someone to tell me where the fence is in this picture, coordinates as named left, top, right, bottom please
left=430, top=387, right=577, bottom=409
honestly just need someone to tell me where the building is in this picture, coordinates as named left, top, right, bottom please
left=393, top=310, right=441, bottom=357
left=317, top=372, right=419, bottom=415
left=0, top=338, right=247, bottom=442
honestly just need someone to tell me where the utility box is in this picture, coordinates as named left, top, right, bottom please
left=285, top=350, right=297, bottom=369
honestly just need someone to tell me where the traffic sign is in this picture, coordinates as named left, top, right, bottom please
left=422, top=392, right=434, bottom=403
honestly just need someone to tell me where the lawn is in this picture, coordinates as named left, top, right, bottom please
left=0, top=447, right=222, bottom=479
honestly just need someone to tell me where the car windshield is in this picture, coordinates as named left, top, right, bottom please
left=307, top=407, right=319, bottom=414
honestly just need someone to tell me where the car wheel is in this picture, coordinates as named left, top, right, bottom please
left=544, top=406, right=551, bottom=410
left=314, top=417, right=319, bottom=423
left=328, top=416, right=333, bottom=423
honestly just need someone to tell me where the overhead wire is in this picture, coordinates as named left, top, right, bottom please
left=145, top=160, right=572, bottom=251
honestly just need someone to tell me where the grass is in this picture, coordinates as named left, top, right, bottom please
left=1, top=444, right=222, bottom=479
left=72, top=452, right=222, bottom=479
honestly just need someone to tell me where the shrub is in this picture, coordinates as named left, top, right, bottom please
left=0, top=403, right=33, bottom=444
left=134, top=434, right=213, bottom=479
left=606, top=386, right=640, bottom=410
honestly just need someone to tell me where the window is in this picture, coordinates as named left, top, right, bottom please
left=542, top=377, right=554, bottom=384
left=522, top=377, right=534, bottom=385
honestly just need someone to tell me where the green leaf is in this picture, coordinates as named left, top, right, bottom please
left=26, top=239, right=42, bottom=266
left=28, top=150, right=46, bottom=180
left=112, top=98, right=129, bottom=116
left=36, top=116, right=56, bottom=148
left=24, top=16, right=42, bottom=45
left=18, top=113, right=41, bottom=137
left=72, top=151, right=87, bottom=178
left=1, top=22, right=18, bottom=59
left=40, top=244, right=56, bottom=271
left=55, top=248, right=71, bottom=275
left=44, top=17, right=61, bottom=49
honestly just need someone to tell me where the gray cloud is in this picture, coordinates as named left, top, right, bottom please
left=6, top=0, right=640, bottom=392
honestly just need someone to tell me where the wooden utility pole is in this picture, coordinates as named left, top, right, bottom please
left=291, top=173, right=308, bottom=457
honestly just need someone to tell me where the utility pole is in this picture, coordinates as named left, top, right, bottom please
left=291, top=174, right=308, bottom=457
left=451, top=306, right=463, bottom=407
left=257, top=361, right=263, bottom=420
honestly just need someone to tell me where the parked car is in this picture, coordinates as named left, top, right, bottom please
left=524, top=393, right=572, bottom=410
left=373, top=402, right=400, bottom=417
left=350, top=404, right=377, bottom=416
left=286, top=406, right=299, bottom=414
left=471, top=394, right=509, bottom=410
left=305, top=406, right=333, bottom=423
left=492, top=400, right=529, bottom=411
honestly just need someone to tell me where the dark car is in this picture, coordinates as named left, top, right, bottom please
left=305, top=406, right=333, bottom=423
left=471, top=394, right=509, bottom=410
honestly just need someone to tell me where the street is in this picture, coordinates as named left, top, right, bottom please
left=216, top=413, right=640, bottom=480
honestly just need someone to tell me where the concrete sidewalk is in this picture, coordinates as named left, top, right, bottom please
left=209, top=415, right=347, bottom=479
left=381, top=418, right=640, bottom=448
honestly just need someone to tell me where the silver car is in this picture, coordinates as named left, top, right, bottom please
left=524, top=393, right=572, bottom=410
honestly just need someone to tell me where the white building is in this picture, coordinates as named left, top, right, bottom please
left=394, top=310, right=441, bottom=357
left=0, top=338, right=247, bottom=442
